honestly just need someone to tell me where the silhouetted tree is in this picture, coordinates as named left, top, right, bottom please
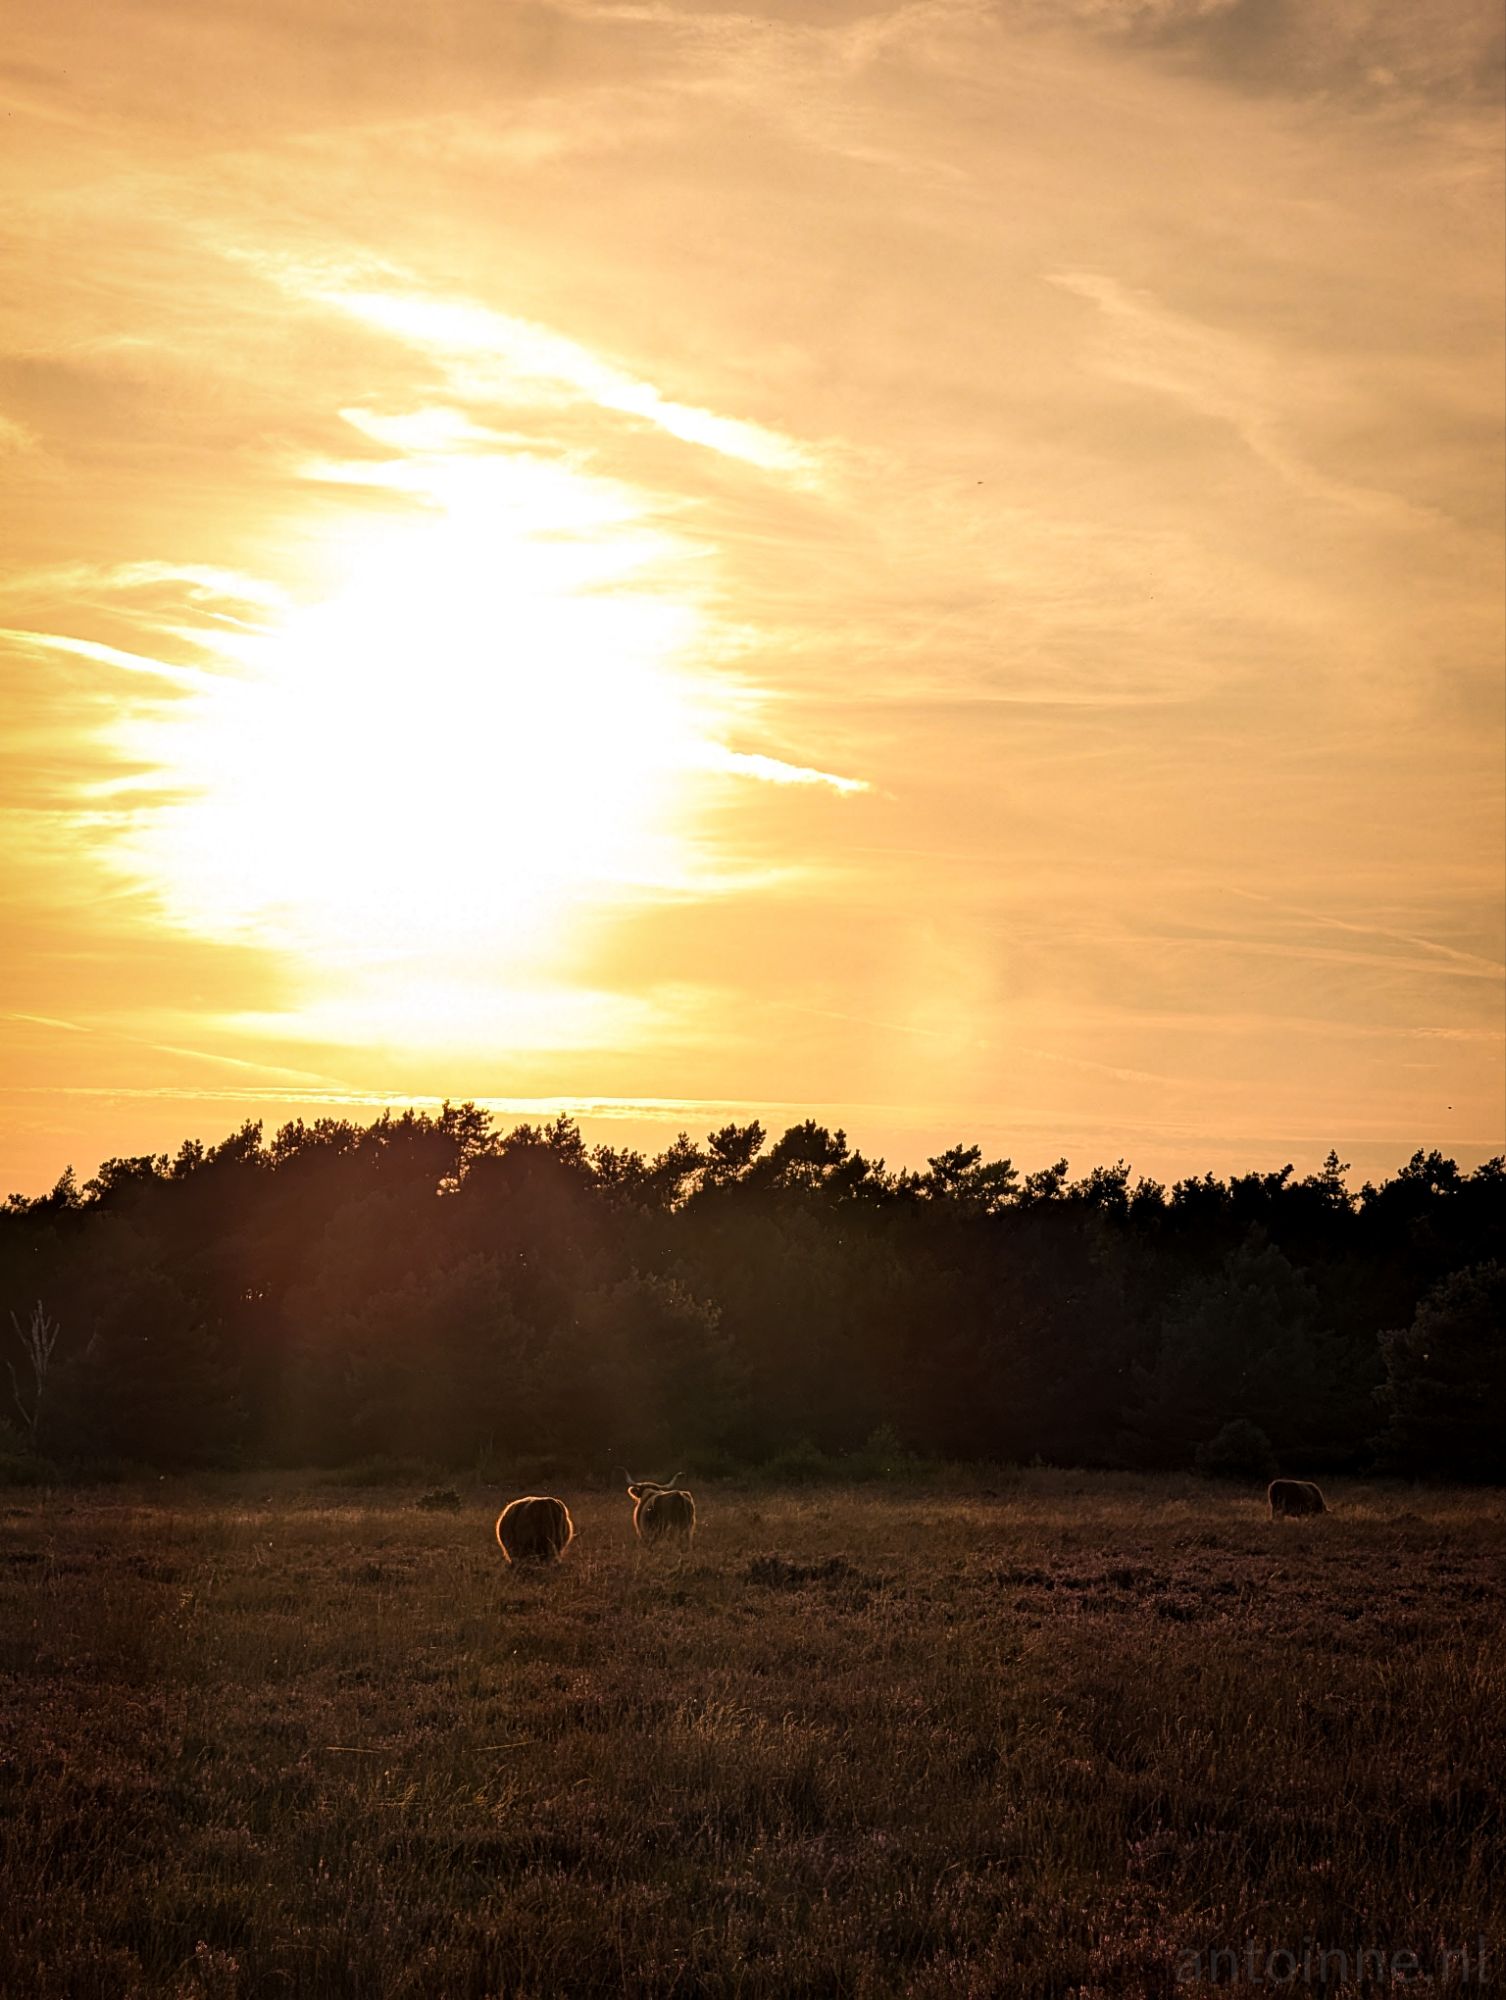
left=1126, top=1231, right=1342, bottom=1468
left=1374, top=1261, right=1506, bottom=1482
left=47, top=1267, right=242, bottom=1467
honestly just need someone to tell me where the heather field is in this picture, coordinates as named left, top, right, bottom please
left=0, top=1474, right=1501, bottom=1999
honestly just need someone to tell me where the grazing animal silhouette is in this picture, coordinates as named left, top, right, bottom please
left=1268, top=1478, right=1326, bottom=1519
left=494, top=1495, right=575, bottom=1563
left=623, top=1470, right=697, bottom=1550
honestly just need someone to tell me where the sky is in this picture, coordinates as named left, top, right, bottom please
left=2, top=0, right=1503, bottom=1196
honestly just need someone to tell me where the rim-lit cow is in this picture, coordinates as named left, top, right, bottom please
left=494, top=1494, right=575, bottom=1563
left=623, top=1470, right=697, bottom=1551
left=1267, top=1478, right=1326, bottom=1519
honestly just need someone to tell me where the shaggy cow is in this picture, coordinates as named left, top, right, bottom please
left=494, top=1495, right=575, bottom=1563
left=1268, top=1478, right=1327, bottom=1519
left=624, top=1471, right=697, bottom=1550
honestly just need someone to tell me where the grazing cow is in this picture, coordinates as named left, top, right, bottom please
left=494, top=1495, right=575, bottom=1563
left=624, top=1470, right=697, bottom=1551
left=1268, top=1478, right=1326, bottom=1519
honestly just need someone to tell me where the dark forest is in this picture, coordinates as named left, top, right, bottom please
left=3, top=1107, right=1502, bottom=1483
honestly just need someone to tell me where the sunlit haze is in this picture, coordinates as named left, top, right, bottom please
left=2, top=0, right=1502, bottom=1191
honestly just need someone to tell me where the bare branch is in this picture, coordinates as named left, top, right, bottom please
left=7, top=1301, right=59, bottom=1435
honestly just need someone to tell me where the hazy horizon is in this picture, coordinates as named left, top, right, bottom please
left=4, top=0, right=1503, bottom=1197
left=5, top=1089, right=1498, bottom=1206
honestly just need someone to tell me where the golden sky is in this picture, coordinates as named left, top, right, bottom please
left=2, top=0, right=1503, bottom=1193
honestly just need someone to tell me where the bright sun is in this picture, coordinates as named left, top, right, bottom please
left=115, top=449, right=713, bottom=1034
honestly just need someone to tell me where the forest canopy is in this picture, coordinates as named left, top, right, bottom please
left=2, top=1108, right=1502, bottom=1482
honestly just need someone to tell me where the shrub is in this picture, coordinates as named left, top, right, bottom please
left=320, top=1455, right=435, bottom=1487
left=1195, top=1418, right=1278, bottom=1481
left=845, top=1425, right=941, bottom=1482
left=0, top=1451, right=57, bottom=1488
left=759, top=1437, right=837, bottom=1484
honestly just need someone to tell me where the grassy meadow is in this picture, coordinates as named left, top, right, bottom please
left=0, top=1472, right=1501, bottom=1998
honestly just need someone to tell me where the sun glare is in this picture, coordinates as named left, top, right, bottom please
left=114, top=448, right=713, bottom=1036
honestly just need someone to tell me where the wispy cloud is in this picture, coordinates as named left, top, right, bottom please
left=297, top=277, right=818, bottom=479
left=1083, top=0, right=1506, bottom=105
left=1048, top=269, right=1444, bottom=528
left=690, top=745, right=868, bottom=794
left=0, top=627, right=221, bottom=693
left=1225, top=889, right=1506, bottom=977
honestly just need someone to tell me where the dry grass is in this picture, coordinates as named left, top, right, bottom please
left=0, top=1472, right=1501, bottom=1997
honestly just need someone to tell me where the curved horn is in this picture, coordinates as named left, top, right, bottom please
left=666, top=1470, right=684, bottom=1489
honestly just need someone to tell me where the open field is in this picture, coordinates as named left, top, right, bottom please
left=0, top=1473, right=1501, bottom=1998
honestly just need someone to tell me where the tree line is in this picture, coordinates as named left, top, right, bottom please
left=2, top=1106, right=1502, bottom=1482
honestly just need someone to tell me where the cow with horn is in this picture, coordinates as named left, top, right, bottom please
left=622, top=1469, right=697, bottom=1551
